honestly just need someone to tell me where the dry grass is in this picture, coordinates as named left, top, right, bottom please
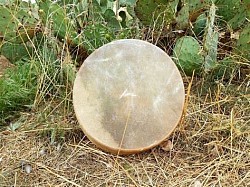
left=0, top=77, right=249, bottom=187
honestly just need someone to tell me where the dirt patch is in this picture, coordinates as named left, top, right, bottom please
left=0, top=55, right=13, bottom=77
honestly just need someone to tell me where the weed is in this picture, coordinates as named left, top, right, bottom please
left=0, top=60, right=37, bottom=124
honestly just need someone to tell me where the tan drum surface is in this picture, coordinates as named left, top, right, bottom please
left=73, top=39, right=185, bottom=155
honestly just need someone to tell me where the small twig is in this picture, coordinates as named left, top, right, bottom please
left=236, top=171, right=250, bottom=187
left=22, top=127, right=74, bottom=133
left=230, top=108, right=235, bottom=156
left=36, top=163, right=81, bottom=187
left=180, top=71, right=194, bottom=130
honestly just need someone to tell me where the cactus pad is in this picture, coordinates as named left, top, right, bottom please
left=193, top=13, right=207, bottom=36
left=216, top=0, right=250, bottom=29
left=176, top=3, right=189, bottom=29
left=0, top=42, right=32, bottom=63
left=173, top=36, right=204, bottom=76
left=134, top=0, right=176, bottom=27
left=203, top=3, right=218, bottom=71
left=236, top=25, right=250, bottom=60
left=188, top=0, right=212, bottom=13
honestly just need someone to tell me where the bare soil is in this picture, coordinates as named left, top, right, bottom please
left=0, top=55, right=13, bottom=77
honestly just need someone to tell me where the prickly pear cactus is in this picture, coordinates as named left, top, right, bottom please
left=193, top=13, right=207, bottom=36
left=203, top=3, right=219, bottom=71
left=104, top=9, right=121, bottom=29
left=176, top=3, right=189, bottom=29
left=134, top=0, right=177, bottom=27
left=235, top=25, right=250, bottom=60
left=38, top=0, right=79, bottom=45
left=212, top=57, right=236, bottom=79
left=173, top=36, right=204, bottom=76
left=190, top=0, right=214, bottom=10
left=0, top=1, right=39, bottom=43
left=82, top=22, right=115, bottom=53
left=0, top=42, right=32, bottom=63
left=188, top=0, right=213, bottom=21
left=216, top=0, right=250, bottom=29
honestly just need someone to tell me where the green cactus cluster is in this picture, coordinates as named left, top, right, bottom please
left=134, top=0, right=217, bottom=30
left=0, top=0, right=248, bottom=76
left=0, top=1, right=39, bottom=63
left=173, top=3, right=220, bottom=76
left=134, top=0, right=178, bottom=27
left=38, top=0, right=132, bottom=51
left=0, top=1, right=39, bottom=43
left=215, top=0, right=250, bottom=29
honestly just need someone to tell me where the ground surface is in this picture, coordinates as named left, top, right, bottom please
left=0, top=56, right=13, bottom=77
left=0, top=78, right=249, bottom=187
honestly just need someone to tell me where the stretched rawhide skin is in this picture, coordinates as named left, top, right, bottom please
left=73, top=39, right=185, bottom=155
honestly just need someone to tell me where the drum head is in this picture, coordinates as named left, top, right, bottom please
left=73, top=39, right=185, bottom=155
